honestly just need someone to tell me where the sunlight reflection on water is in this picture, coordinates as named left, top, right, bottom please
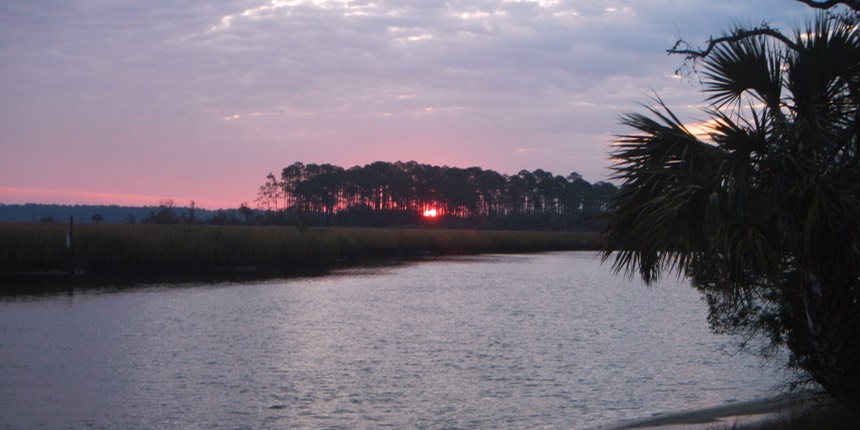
left=0, top=252, right=786, bottom=429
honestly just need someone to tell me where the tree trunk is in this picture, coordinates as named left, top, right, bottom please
left=806, top=275, right=860, bottom=409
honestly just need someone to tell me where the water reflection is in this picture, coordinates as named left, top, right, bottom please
left=0, top=252, right=785, bottom=429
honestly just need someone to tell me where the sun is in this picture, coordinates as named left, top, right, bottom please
left=422, top=208, right=438, bottom=218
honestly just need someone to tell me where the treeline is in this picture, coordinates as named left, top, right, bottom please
left=0, top=203, right=254, bottom=225
left=0, top=204, right=150, bottom=224
left=255, top=161, right=616, bottom=230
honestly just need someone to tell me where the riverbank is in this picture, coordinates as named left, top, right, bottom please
left=602, top=392, right=853, bottom=430
left=0, top=223, right=596, bottom=287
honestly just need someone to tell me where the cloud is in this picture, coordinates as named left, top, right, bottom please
left=0, top=0, right=820, bottom=207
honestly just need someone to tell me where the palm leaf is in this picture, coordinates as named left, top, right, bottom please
left=702, top=26, right=783, bottom=110
left=602, top=99, right=726, bottom=282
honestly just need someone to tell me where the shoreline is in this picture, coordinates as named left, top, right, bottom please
left=598, top=392, right=830, bottom=430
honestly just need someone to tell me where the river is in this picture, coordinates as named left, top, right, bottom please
left=0, top=251, right=787, bottom=429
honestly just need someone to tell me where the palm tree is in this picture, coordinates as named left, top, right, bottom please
left=600, top=13, right=860, bottom=408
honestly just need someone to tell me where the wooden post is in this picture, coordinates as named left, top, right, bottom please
left=66, top=216, right=74, bottom=274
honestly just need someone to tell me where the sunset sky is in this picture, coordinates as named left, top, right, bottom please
left=1, top=1, right=813, bottom=209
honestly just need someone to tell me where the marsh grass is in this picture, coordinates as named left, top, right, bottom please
left=0, top=223, right=595, bottom=276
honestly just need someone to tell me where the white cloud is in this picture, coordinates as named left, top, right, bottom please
left=503, top=0, right=559, bottom=7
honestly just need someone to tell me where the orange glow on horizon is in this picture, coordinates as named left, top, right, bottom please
left=422, top=208, right=438, bottom=218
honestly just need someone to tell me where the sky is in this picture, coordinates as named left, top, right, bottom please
left=1, top=0, right=815, bottom=209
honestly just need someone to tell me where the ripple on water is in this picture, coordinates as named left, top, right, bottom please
left=0, top=252, right=787, bottom=429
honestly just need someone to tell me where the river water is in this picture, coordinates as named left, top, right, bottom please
left=0, top=252, right=787, bottom=429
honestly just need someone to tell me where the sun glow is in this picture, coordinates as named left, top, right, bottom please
left=423, top=208, right=438, bottom=217
left=684, top=118, right=721, bottom=141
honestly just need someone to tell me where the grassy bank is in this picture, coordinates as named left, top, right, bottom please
left=0, top=223, right=596, bottom=278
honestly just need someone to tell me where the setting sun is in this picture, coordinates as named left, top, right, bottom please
left=423, top=208, right=437, bottom=217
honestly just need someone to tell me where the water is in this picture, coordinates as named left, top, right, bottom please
left=0, top=252, right=786, bottom=429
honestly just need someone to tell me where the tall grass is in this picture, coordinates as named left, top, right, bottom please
left=0, top=223, right=596, bottom=275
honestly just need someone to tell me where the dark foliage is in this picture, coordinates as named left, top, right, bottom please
left=255, top=161, right=615, bottom=230
left=602, top=11, right=860, bottom=409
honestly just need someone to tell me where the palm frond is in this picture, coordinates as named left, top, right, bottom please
left=702, top=26, right=783, bottom=111
left=787, top=14, right=860, bottom=140
left=602, top=100, right=727, bottom=282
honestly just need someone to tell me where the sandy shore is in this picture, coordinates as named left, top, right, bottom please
left=597, top=392, right=829, bottom=430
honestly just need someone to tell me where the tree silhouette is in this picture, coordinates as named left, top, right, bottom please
left=256, top=161, right=615, bottom=230
left=145, top=199, right=179, bottom=224
left=602, top=11, right=860, bottom=408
